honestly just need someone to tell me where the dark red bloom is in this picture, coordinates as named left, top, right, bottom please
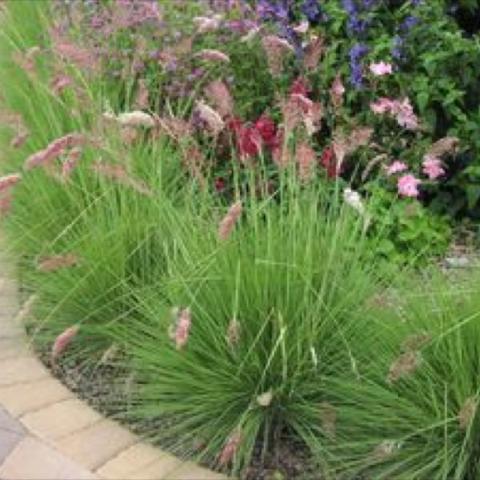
left=320, top=146, right=340, bottom=178
left=238, top=125, right=262, bottom=157
left=290, top=77, right=310, bottom=97
left=214, top=177, right=226, bottom=192
left=255, top=115, right=277, bottom=148
left=226, top=116, right=243, bottom=135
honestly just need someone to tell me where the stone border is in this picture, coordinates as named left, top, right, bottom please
left=0, top=249, right=227, bottom=480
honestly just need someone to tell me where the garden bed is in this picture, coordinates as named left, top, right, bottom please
left=1, top=1, right=480, bottom=479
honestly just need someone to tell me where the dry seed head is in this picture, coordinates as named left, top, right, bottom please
left=458, top=397, right=477, bottom=430
left=401, top=332, right=431, bottom=352
left=387, top=350, right=422, bottom=384
left=319, top=402, right=337, bottom=439
left=218, top=201, right=243, bottom=241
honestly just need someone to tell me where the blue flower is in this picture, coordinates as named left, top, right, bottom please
left=301, top=0, right=324, bottom=24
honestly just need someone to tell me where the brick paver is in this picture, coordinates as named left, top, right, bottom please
left=0, top=242, right=229, bottom=480
left=0, top=436, right=97, bottom=480
left=21, top=398, right=103, bottom=440
left=0, top=377, right=72, bottom=417
left=59, top=418, right=137, bottom=470
left=0, top=407, right=25, bottom=464
left=0, top=356, right=48, bottom=386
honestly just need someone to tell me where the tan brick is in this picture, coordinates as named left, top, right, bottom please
left=166, top=463, right=228, bottom=480
left=21, top=398, right=102, bottom=440
left=0, top=356, right=48, bottom=386
left=96, top=442, right=164, bottom=479
left=0, top=377, right=72, bottom=417
left=59, top=418, right=136, bottom=470
left=129, top=453, right=184, bottom=480
left=0, top=337, right=29, bottom=360
left=0, top=436, right=97, bottom=480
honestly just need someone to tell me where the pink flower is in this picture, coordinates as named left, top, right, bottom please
left=296, top=142, right=316, bottom=182
left=369, top=62, right=393, bottom=76
left=370, top=97, right=419, bottom=130
left=370, top=97, right=395, bottom=115
left=51, top=325, right=79, bottom=361
left=385, top=161, right=408, bottom=176
left=397, top=174, right=421, bottom=198
left=395, top=98, right=419, bottom=130
left=422, top=155, right=445, bottom=180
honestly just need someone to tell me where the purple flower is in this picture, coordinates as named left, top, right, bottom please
left=301, top=0, right=325, bottom=24
left=349, top=43, right=369, bottom=88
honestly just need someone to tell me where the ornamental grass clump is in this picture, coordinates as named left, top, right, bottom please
left=112, top=180, right=385, bottom=475
left=313, top=271, right=480, bottom=480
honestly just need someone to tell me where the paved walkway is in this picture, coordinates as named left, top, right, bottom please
left=0, top=247, right=226, bottom=479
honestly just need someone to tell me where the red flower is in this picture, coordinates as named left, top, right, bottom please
left=289, top=77, right=310, bottom=97
left=226, top=116, right=243, bottom=135
left=214, top=177, right=226, bottom=192
left=238, top=125, right=262, bottom=157
left=320, top=146, right=340, bottom=178
left=254, top=115, right=277, bottom=148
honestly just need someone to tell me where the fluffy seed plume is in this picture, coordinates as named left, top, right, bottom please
left=372, top=440, right=398, bottom=460
left=262, top=35, right=294, bottom=76
left=61, top=147, right=82, bottom=182
left=427, top=136, right=459, bottom=158
left=330, top=74, right=345, bottom=109
left=24, top=133, right=85, bottom=170
left=195, top=101, right=225, bottom=136
left=226, top=317, right=241, bottom=347
left=195, top=49, right=230, bottom=63
left=343, top=188, right=365, bottom=215
left=458, top=397, right=477, bottom=430
left=0, top=173, right=22, bottom=193
left=204, top=80, right=234, bottom=118
left=401, top=332, right=431, bottom=352
left=134, top=79, right=150, bottom=110
left=387, top=350, right=422, bottom=384
left=296, top=142, right=316, bottom=182
left=304, top=35, right=325, bottom=70
left=175, top=308, right=192, bottom=350
left=319, top=402, right=336, bottom=439
left=92, top=162, right=153, bottom=197
left=51, top=325, right=79, bottom=361
left=14, top=294, right=37, bottom=324
left=256, top=390, right=273, bottom=407
left=218, top=430, right=242, bottom=466
left=116, top=111, right=155, bottom=128
left=218, top=201, right=242, bottom=241
left=37, top=253, right=79, bottom=272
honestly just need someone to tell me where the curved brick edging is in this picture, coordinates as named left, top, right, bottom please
left=0, top=248, right=227, bottom=480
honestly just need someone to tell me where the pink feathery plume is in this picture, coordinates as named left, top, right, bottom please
left=194, top=49, right=230, bottom=63
left=0, top=173, right=22, bottom=193
left=262, top=35, right=294, bottom=76
left=51, top=74, right=73, bottom=95
left=134, top=79, right=150, bottom=110
left=218, top=201, right=243, bottom=241
left=37, top=253, right=79, bottom=272
left=24, top=133, right=85, bottom=170
left=92, top=162, right=153, bottom=197
left=0, top=194, right=12, bottom=216
left=330, top=74, right=345, bottom=109
left=296, top=142, right=316, bottom=182
left=195, top=101, right=225, bottom=136
left=10, top=130, right=29, bottom=148
left=218, top=430, right=242, bottom=466
left=61, top=147, right=82, bottom=182
left=175, top=308, right=192, bottom=350
left=51, top=325, right=79, bottom=361
left=303, top=35, right=324, bottom=71
left=204, top=80, right=234, bottom=118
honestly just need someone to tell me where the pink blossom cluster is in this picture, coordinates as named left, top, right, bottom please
left=370, top=97, right=419, bottom=130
